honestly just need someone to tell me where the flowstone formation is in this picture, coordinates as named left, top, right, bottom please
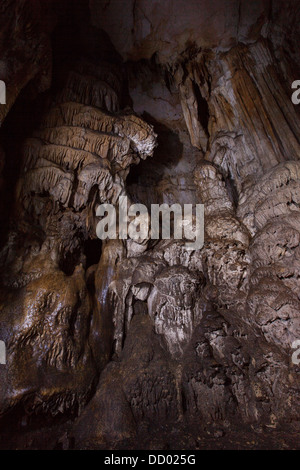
left=0, top=0, right=299, bottom=450
left=0, top=25, right=156, bottom=434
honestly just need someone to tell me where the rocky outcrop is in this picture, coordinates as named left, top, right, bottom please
left=0, top=34, right=156, bottom=425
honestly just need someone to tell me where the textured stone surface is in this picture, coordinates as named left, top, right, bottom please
left=0, top=0, right=55, bottom=124
left=0, top=21, right=156, bottom=426
left=90, top=0, right=271, bottom=62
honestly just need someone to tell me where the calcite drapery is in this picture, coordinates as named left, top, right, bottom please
left=0, top=47, right=156, bottom=423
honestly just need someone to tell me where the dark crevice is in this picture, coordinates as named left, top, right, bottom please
left=83, top=238, right=102, bottom=270
left=192, top=80, right=210, bottom=137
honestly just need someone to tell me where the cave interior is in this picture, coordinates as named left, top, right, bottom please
left=0, top=0, right=300, bottom=450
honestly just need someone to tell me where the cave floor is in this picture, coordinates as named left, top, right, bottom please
left=0, top=422, right=299, bottom=450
